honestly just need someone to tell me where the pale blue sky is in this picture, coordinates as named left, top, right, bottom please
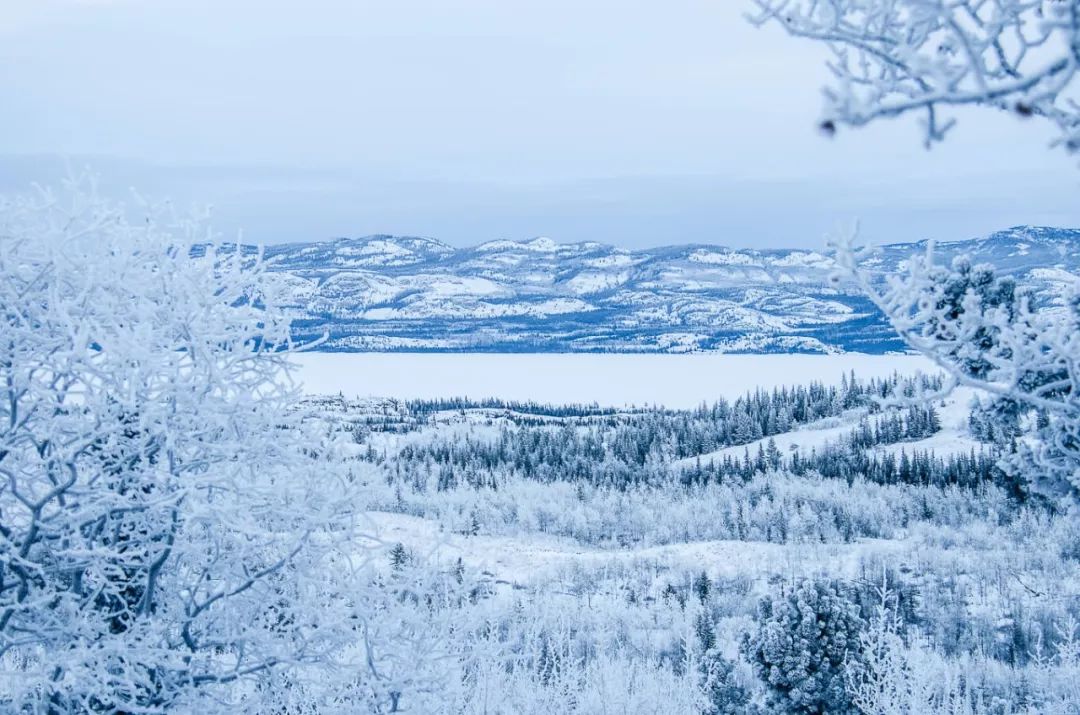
left=2, top=0, right=1078, bottom=247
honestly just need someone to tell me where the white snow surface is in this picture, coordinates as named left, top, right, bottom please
left=359, top=511, right=907, bottom=588
left=291, top=352, right=937, bottom=408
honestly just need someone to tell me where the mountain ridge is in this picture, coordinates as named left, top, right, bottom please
left=250, top=225, right=1080, bottom=353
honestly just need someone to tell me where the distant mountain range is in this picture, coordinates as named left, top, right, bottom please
left=251, top=226, right=1080, bottom=353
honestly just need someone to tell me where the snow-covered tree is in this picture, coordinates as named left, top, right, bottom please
left=742, top=579, right=865, bottom=714
left=745, top=0, right=1080, bottom=506
left=0, top=178, right=361, bottom=711
left=831, top=231, right=1080, bottom=505
left=748, top=0, right=1080, bottom=152
left=847, top=574, right=921, bottom=715
left=848, top=571, right=1080, bottom=714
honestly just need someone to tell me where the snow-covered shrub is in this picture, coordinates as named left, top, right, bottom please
left=849, top=576, right=1080, bottom=714
left=0, top=179, right=360, bottom=711
left=701, top=649, right=755, bottom=715
left=742, top=579, right=865, bottom=714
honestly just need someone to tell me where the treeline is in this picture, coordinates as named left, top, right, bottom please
left=666, top=371, right=944, bottom=456
left=683, top=442, right=1001, bottom=489
left=848, top=404, right=941, bottom=448
left=385, top=373, right=961, bottom=491
left=405, top=397, right=623, bottom=418
left=343, top=371, right=944, bottom=439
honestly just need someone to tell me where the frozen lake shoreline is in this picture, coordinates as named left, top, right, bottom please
left=291, top=352, right=937, bottom=408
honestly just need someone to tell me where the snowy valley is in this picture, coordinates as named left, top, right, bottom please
left=5, top=191, right=1080, bottom=713
left=291, top=367, right=1080, bottom=713
left=10, top=0, right=1080, bottom=712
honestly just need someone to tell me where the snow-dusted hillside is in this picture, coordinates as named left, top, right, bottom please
left=257, top=226, right=1080, bottom=353
left=671, top=386, right=982, bottom=471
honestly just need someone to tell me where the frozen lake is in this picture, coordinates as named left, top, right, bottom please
left=290, top=352, right=937, bottom=408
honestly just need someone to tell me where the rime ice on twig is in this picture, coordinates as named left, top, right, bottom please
left=830, top=223, right=1080, bottom=505
left=749, top=0, right=1080, bottom=153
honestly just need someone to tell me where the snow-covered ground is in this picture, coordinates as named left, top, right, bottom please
left=291, top=352, right=936, bottom=407
left=359, top=511, right=907, bottom=589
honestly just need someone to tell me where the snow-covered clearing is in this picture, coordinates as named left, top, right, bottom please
left=671, top=413, right=864, bottom=470
left=359, top=511, right=906, bottom=589
left=672, top=386, right=985, bottom=470
left=872, top=387, right=983, bottom=459
left=292, top=352, right=936, bottom=407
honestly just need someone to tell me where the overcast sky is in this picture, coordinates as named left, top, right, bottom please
left=2, top=0, right=1078, bottom=248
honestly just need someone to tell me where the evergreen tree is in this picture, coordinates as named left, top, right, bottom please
left=693, top=571, right=712, bottom=604
left=702, top=654, right=754, bottom=715
left=741, top=579, right=865, bottom=714
left=389, top=542, right=409, bottom=570
left=766, top=437, right=783, bottom=471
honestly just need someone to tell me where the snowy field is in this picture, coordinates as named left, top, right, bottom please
left=291, top=352, right=937, bottom=406
left=358, top=510, right=908, bottom=589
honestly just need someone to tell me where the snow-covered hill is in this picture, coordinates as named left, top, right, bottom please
left=671, top=387, right=982, bottom=472
left=256, top=226, right=1080, bottom=353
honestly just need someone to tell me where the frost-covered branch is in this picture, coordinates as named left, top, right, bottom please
left=748, top=0, right=1080, bottom=152
left=830, top=225, right=1080, bottom=505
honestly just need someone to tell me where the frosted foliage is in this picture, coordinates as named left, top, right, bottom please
left=849, top=574, right=1080, bottom=714
left=831, top=230, right=1080, bottom=505
left=749, top=0, right=1080, bottom=151
left=0, top=180, right=358, bottom=712
left=742, top=580, right=864, bottom=714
